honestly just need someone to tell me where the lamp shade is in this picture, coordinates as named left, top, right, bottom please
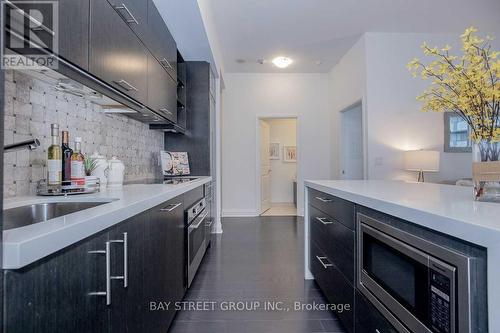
left=404, top=150, right=440, bottom=172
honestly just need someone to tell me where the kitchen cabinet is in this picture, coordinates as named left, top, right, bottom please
left=3, top=187, right=203, bottom=332
left=107, top=213, right=147, bottom=333
left=4, top=0, right=89, bottom=70
left=145, top=0, right=177, bottom=80
left=309, top=240, right=354, bottom=333
left=145, top=197, right=185, bottom=332
left=308, top=188, right=355, bottom=230
left=3, top=231, right=109, bottom=333
left=90, top=0, right=148, bottom=105
left=147, top=53, right=177, bottom=123
left=106, top=0, right=148, bottom=40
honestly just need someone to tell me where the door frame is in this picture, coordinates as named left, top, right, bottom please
left=255, top=115, right=300, bottom=215
left=339, top=100, right=367, bottom=180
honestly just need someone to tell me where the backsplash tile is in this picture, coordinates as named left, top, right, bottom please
left=4, top=70, right=164, bottom=198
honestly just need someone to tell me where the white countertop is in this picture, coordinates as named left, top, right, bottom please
left=3, top=177, right=211, bottom=269
left=304, top=180, right=500, bottom=331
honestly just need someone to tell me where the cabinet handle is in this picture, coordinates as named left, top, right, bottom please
left=114, top=3, right=139, bottom=25
left=88, top=241, right=112, bottom=305
left=159, top=108, right=173, bottom=115
left=190, top=211, right=208, bottom=230
left=315, top=196, right=333, bottom=203
left=114, top=79, right=138, bottom=92
left=160, top=202, right=182, bottom=212
left=109, top=233, right=128, bottom=288
left=316, top=256, right=333, bottom=269
left=4, top=0, right=55, bottom=36
left=315, top=217, right=333, bottom=225
left=160, top=58, right=174, bottom=70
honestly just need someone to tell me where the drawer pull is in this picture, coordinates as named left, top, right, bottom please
left=114, top=79, right=138, bottom=92
left=315, top=196, right=333, bottom=203
left=160, top=202, right=182, bottom=212
left=316, top=256, right=333, bottom=269
left=114, top=3, right=139, bottom=25
left=160, top=58, right=174, bottom=70
left=159, top=108, right=173, bottom=115
left=315, top=217, right=333, bottom=225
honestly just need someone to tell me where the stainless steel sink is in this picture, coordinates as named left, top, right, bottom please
left=3, top=201, right=111, bottom=230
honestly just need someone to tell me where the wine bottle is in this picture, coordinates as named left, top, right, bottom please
left=47, top=123, right=62, bottom=189
left=61, top=131, right=73, bottom=182
left=70, top=137, right=85, bottom=186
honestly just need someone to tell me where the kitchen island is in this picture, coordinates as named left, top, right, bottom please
left=304, top=180, right=499, bottom=333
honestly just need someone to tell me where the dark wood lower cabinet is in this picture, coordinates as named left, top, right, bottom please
left=3, top=188, right=198, bottom=332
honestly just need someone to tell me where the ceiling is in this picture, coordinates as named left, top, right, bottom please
left=207, top=0, right=500, bottom=73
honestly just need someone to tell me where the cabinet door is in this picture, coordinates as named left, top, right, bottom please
left=310, top=241, right=354, bottom=333
left=145, top=197, right=185, bottom=332
left=108, top=214, right=146, bottom=333
left=4, top=231, right=109, bottom=333
left=106, top=0, right=147, bottom=40
left=147, top=53, right=177, bottom=123
left=90, top=0, right=148, bottom=105
left=4, top=0, right=89, bottom=69
left=146, top=0, right=177, bottom=80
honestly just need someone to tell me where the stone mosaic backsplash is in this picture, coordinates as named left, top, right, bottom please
left=3, top=70, right=164, bottom=198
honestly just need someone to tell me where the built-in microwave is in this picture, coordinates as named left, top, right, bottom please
left=357, top=213, right=474, bottom=333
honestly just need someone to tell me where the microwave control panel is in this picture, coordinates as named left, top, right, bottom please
left=429, top=270, right=451, bottom=333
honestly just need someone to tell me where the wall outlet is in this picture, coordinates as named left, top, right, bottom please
left=374, top=157, right=383, bottom=166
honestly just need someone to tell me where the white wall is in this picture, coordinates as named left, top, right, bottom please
left=329, top=36, right=367, bottom=179
left=221, top=73, right=330, bottom=217
left=329, top=33, right=482, bottom=183
left=364, top=33, right=472, bottom=182
left=265, top=118, right=297, bottom=203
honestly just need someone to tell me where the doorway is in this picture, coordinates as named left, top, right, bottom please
left=340, top=103, right=364, bottom=180
left=258, top=117, right=298, bottom=216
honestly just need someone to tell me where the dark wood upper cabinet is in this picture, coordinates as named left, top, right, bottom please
left=89, top=0, right=148, bottom=105
left=145, top=0, right=177, bottom=80
left=106, top=0, right=148, bottom=40
left=147, top=53, right=177, bottom=123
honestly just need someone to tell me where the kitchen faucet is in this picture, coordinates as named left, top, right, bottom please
left=4, top=138, right=40, bottom=153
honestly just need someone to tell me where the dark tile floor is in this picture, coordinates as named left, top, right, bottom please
left=169, top=216, right=347, bottom=333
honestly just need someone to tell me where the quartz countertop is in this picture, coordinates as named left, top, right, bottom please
left=304, top=179, right=500, bottom=331
left=3, top=177, right=211, bottom=269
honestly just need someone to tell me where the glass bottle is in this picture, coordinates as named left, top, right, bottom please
left=47, top=123, right=62, bottom=190
left=61, top=131, right=73, bottom=182
left=70, top=137, right=85, bottom=186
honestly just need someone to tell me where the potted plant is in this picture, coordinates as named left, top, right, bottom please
left=408, top=27, right=500, bottom=201
left=83, top=156, right=98, bottom=187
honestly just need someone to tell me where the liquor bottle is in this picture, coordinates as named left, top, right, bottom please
left=47, top=123, right=62, bottom=190
left=70, top=137, right=85, bottom=186
left=61, top=131, right=73, bottom=182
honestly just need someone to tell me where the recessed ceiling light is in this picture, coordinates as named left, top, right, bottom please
left=272, top=56, right=293, bottom=69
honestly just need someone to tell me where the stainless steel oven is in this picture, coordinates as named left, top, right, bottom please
left=186, top=198, right=208, bottom=287
left=357, top=213, right=474, bottom=333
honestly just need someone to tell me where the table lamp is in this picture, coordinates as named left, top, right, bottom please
left=404, top=150, right=440, bottom=182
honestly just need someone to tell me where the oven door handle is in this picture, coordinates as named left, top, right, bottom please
left=189, top=211, right=208, bottom=230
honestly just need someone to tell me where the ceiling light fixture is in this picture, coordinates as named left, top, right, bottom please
left=272, top=56, right=293, bottom=69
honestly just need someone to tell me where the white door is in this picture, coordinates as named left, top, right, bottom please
left=341, top=104, right=364, bottom=180
left=260, top=120, right=271, bottom=214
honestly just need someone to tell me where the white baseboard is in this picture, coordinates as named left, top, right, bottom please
left=221, top=209, right=259, bottom=217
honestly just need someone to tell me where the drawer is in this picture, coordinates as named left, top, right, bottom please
left=308, top=188, right=355, bottom=230
left=309, top=205, right=355, bottom=284
left=184, top=186, right=204, bottom=209
left=310, top=241, right=354, bottom=333
left=355, top=291, right=398, bottom=333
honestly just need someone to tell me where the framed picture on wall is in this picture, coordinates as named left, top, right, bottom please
left=283, top=146, right=297, bottom=163
left=270, top=143, right=280, bottom=160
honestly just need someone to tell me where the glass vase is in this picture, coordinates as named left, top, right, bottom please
left=472, top=140, right=500, bottom=202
